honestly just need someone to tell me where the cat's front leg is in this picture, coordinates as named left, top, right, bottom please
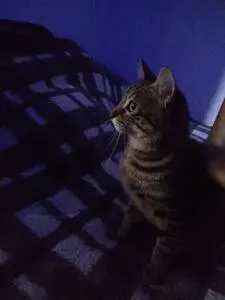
left=143, top=237, right=170, bottom=285
left=117, top=204, right=142, bottom=239
left=143, top=234, right=184, bottom=285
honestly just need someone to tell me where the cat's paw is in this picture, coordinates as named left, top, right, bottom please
left=106, top=209, right=133, bottom=240
left=142, top=262, right=168, bottom=286
left=106, top=226, right=128, bottom=241
left=116, top=225, right=130, bottom=239
left=106, top=227, right=118, bottom=241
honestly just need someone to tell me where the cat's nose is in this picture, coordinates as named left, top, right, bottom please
left=109, top=107, right=123, bottom=119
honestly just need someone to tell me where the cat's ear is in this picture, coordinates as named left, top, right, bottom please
left=155, top=67, right=175, bottom=107
left=137, top=58, right=151, bottom=81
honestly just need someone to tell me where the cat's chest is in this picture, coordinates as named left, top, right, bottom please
left=120, top=154, right=167, bottom=190
left=120, top=156, right=172, bottom=230
left=119, top=155, right=155, bottom=202
left=120, top=155, right=146, bottom=187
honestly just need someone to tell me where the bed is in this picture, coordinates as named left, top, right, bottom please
left=0, top=20, right=224, bottom=300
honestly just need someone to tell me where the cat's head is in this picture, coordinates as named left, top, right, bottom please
left=109, top=60, right=189, bottom=150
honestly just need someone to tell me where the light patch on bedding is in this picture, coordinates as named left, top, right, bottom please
left=84, top=127, right=97, bottom=139
left=20, top=163, right=46, bottom=178
left=84, top=127, right=103, bottom=140
left=0, top=177, right=13, bottom=188
left=0, top=126, right=18, bottom=150
left=82, top=174, right=105, bottom=195
left=121, top=85, right=128, bottom=94
left=77, top=73, right=87, bottom=90
left=36, top=53, right=54, bottom=59
left=195, top=123, right=210, bottom=134
left=13, top=56, right=33, bottom=63
left=0, top=249, right=9, bottom=266
left=81, top=52, right=89, bottom=57
left=64, top=51, right=71, bottom=56
left=114, top=86, right=118, bottom=101
left=13, top=274, right=51, bottom=300
left=104, top=77, right=112, bottom=97
left=112, top=151, right=123, bottom=162
left=3, top=91, right=23, bottom=104
left=113, top=197, right=127, bottom=212
left=101, top=97, right=113, bottom=112
left=60, top=143, right=73, bottom=154
left=191, top=134, right=204, bottom=143
left=191, top=129, right=208, bottom=141
left=29, top=81, right=55, bottom=94
left=83, top=218, right=117, bottom=249
left=205, top=289, right=225, bottom=300
left=130, top=287, right=149, bottom=300
left=102, top=158, right=120, bottom=181
left=53, top=235, right=102, bottom=275
left=70, top=92, right=95, bottom=107
left=84, top=124, right=113, bottom=139
left=102, top=123, right=114, bottom=133
left=51, top=75, right=75, bottom=90
left=25, top=107, right=47, bottom=125
left=216, top=265, right=225, bottom=273
left=50, top=95, right=79, bottom=112
left=93, top=73, right=104, bottom=92
left=16, top=203, right=60, bottom=238
left=47, top=188, right=87, bottom=219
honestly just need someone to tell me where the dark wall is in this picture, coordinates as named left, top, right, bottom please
left=2, top=0, right=225, bottom=124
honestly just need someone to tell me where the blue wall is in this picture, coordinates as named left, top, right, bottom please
left=2, top=0, right=225, bottom=123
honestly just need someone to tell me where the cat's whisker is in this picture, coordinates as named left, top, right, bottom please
left=123, top=130, right=126, bottom=151
left=102, top=119, right=115, bottom=134
left=103, top=130, right=117, bottom=154
left=103, top=119, right=112, bottom=126
left=113, top=122, right=126, bottom=152
left=108, top=133, right=121, bottom=162
left=104, top=133, right=121, bottom=166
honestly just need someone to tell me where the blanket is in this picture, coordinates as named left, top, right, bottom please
left=0, top=37, right=224, bottom=300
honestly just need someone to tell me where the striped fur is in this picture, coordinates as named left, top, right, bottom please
left=109, top=63, right=225, bottom=284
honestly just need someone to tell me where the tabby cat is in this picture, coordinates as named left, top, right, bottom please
left=109, top=60, right=225, bottom=284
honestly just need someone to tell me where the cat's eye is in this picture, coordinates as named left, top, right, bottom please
left=127, top=101, right=136, bottom=112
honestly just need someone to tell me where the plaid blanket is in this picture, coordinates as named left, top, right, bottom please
left=0, top=39, right=224, bottom=300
